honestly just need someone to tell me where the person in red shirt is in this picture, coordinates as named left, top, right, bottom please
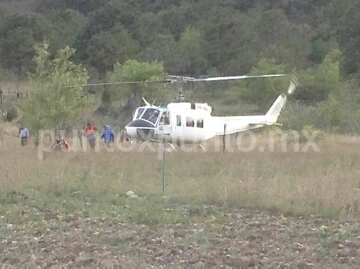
left=85, top=123, right=97, bottom=150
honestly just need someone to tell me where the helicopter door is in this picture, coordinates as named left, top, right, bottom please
left=157, top=111, right=171, bottom=136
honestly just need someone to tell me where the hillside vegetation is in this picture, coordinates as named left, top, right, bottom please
left=0, top=0, right=359, bottom=133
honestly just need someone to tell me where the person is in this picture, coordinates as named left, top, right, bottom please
left=101, top=124, right=114, bottom=148
left=19, top=126, right=29, bottom=146
left=85, top=123, right=97, bottom=149
left=53, top=139, right=72, bottom=151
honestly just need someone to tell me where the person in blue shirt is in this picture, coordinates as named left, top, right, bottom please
left=19, top=125, right=29, bottom=146
left=101, top=125, right=114, bottom=148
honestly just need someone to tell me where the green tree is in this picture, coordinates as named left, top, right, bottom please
left=83, top=26, right=140, bottom=75
left=338, top=0, right=360, bottom=74
left=45, top=9, right=88, bottom=53
left=0, top=13, right=50, bottom=76
left=316, top=95, right=344, bottom=131
left=133, top=12, right=167, bottom=47
left=157, top=3, right=198, bottom=40
left=141, top=32, right=179, bottom=74
left=295, top=49, right=341, bottom=103
left=231, top=58, right=289, bottom=110
left=256, top=9, right=312, bottom=69
left=22, top=42, right=89, bottom=141
left=74, top=0, right=136, bottom=52
left=176, top=27, right=206, bottom=76
left=200, top=5, right=238, bottom=72
left=37, top=0, right=110, bottom=14
left=104, top=60, right=165, bottom=115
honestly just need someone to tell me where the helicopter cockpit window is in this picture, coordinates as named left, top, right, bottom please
left=141, top=108, right=160, bottom=124
left=134, top=108, right=145, bottom=119
left=159, top=112, right=170, bottom=125
left=186, top=117, right=194, bottom=127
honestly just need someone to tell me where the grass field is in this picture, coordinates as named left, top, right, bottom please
left=1, top=121, right=360, bottom=267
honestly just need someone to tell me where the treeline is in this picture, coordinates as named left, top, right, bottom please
left=1, top=0, right=360, bottom=133
left=1, top=0, right=359, bottom=78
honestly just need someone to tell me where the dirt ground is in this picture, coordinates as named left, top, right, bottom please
left=1, top=200, right=360, bottom=269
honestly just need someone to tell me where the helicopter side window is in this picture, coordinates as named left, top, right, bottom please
left=159, top=112, right=170, bottom=126
left=176, top=115, right=181, bottom=126
left=197, top=119, right=204, bottom=128
left=186, top=117, right=194, bottom=127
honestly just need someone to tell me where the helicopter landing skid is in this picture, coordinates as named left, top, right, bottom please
left=166, top=142, right=177, bottom=152
left=198, top=144, right=206, bottom=152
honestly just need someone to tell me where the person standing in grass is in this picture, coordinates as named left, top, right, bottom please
left=85, top=122, right=97, bottom=150
left=19, top=125, right=29, bottom=146
left=101, top=124, right=115, bottom=149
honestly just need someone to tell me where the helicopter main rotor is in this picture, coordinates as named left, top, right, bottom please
left=65, top=74, right=287, bottom=88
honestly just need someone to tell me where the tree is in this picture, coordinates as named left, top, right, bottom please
left=200, top=5, right=238, bottom=72
left=37, top=0, right=110, bottom=14
left=338, top=0, right=360, bottom=74
left=83, top=26, right=140, bottom=75
left=295, top=49, right=341, bottom=103
left=133, top=12, right=167, bottom=48
left=0, top=13, right=50, bottom=76
left=45, top=9, right=88, bottom=53
left=144, top=27, right=206, bottom=76
left=176, top=27, right=206, bottom=76
left=22, top=42, right=89, bottom=141
left=104, top=60, right=166, bottom=117
left=255, top=9, right=312, bottom=69
left=157, top=3, right=198, bottom=40
left=231, top=58, right=289, bottom=110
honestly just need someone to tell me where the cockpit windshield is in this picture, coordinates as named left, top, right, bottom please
left=140, top=108, right=160, bottom=124
left=134, top=108, right=145, bottom=119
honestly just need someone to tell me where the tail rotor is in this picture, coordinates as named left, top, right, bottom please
left=287, top=76, right=299, bottom=96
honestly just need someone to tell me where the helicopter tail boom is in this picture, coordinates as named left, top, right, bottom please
left=264, top=94, right=287, bottom=125
left=213, top=77, right=298, bottom=135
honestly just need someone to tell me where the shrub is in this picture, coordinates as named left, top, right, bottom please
left=5, top=105, right=18, bottom=122
left=299, top=124, right=326, bottom=143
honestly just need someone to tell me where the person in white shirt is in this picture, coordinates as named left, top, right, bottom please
left=19, top=126, right=29, bottom=146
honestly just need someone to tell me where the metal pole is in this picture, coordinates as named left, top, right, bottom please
left=162, top=146, right=166, bottom=194
left=223, top=124, right=227, bottom=153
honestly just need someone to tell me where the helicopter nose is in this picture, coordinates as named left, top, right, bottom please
left=125, top=126, right=138, bottom=138
left=125, top=119, right=156, bottom=139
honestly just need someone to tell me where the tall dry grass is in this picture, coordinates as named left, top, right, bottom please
left=1, top=124, right=360, bottom=218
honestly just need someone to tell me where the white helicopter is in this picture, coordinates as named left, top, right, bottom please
left=74, top=73, right=298, bottom=145
left=122, top=74, right=298, bottom=145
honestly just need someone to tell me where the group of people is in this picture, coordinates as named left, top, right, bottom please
left=85, top=123, right=115, bottom=149
left=18, top=123, right=115, bottom=149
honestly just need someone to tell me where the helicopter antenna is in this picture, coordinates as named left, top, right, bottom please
left=142, top=97, right=151, bottom=107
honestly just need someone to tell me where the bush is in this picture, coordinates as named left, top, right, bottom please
left=300, top=125, right=327, bottom=143
left=5, top=105, right=18, bottom=122
left=280, top=101, right=316, bottom=131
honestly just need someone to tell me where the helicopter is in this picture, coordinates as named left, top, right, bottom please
left=75, top=73, right=298, bottom=146
left=122, top=74, right=298, bottom=144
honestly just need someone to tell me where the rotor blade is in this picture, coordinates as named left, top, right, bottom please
left=64, top=74, right=287, bottom=88
left=190, top=74, right=286, bottom=82
left=64, top=79, right=173, bottom=88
